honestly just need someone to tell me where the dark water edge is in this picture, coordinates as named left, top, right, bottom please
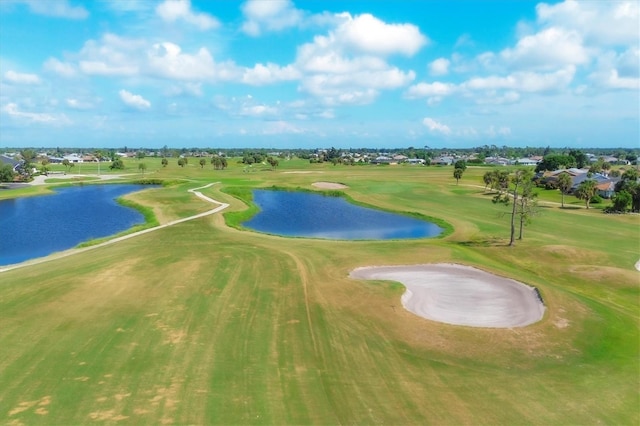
left=243, top=189, right=443, bottom=240
left=0, top=184, right=153, bottom=266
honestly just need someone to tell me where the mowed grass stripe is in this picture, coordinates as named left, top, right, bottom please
left=0, top=161, right=638, bottom=424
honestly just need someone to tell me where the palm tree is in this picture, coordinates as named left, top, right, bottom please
left=556, top=173, right=573, bottom=208
left=575, top=179, right=597, bottom=209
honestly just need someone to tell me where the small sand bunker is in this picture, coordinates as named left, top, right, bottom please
left=350, top=264, right=545, bottom=328
left=312, top=181, right=348, bottom=189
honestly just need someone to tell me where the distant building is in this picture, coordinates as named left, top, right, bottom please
left=0, top=154, right=22, bottom=171
left=63, top=154, right=84, bottom=163
left=514, top=158, right=538, bottom=166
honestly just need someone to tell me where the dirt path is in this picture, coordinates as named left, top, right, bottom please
left=0, top=183, right=229, bottom=273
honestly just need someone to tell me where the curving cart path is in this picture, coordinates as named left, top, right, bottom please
left=0, top=183, right=229, bottom=273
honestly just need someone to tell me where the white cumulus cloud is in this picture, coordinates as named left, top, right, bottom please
left=422, top=117, right=451, bottom=135
left=119, top=90, right=151, bottom=110
left=242, top=63, right=301, bottom=85
left=464, top=66, right=576, bottom=93
left=501, top=27, right=590, bottom=70
left=536, top=0, right=639, bottom=46
left=2, top=102, right=71, bottom=124
left=406, top=81, right=456, bottom=98
left=429, top=58, right=450, bottom=76
left=156, top=0, right=219, bottom=31
left=43, top=58, right=77, bottom=77
left=17, top=0, right=88, bottom=19
left=292, top=13, right=422, bottom=105
left=335, top=13, right=428, bottom=57
left=3, top=70, right=40, bottom=84
left=241, top=0, right=303, bottom=36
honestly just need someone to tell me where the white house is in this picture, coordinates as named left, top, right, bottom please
left=514, top=158, right=538, bottom=166
left=63, top=154, right=84, bottom=163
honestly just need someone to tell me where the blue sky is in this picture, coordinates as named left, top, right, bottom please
left=0, top=0, right=638, bottom=149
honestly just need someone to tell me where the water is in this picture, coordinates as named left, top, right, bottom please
left=0, top=184, right=152, bottom=266
left=243, top=190, right=443, bottom=240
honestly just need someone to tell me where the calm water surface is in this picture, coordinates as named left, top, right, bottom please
left=243, top=190, right=443, bottom=240
left=0, top=184, right=151, bottom=266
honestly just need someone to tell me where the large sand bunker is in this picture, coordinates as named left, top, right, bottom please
left=350, top=264, right=545, bottom=328
left=312, top=181, right=348, bottom=189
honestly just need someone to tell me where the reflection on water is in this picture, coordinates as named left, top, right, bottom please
left=243, top=190, right=442, bottom=240
left=0, top=184, right=151, bottom=266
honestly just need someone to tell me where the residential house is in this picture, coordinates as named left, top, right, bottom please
left=63, top=153, right=84, bottom=163
left=514, top=158, right=538, bottom=166
left=484, top=156, right=509, bottom=166
left=406, top=158, right=426, bottom=165
left=0, top=154, right=22, bottom=171
left=431, top=156, right=454, bottom=166
left=370, top=156, right=394, bottom=165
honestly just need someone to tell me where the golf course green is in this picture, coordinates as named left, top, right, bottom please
left=1, top=157, right=638, bottom=425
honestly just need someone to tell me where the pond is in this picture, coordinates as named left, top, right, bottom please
left=243, top=190, right=443, bottom=240
left=0, top=184, right=152, bottom=266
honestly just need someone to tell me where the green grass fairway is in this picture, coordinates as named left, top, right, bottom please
left=1, top=159, right=638, bottom=424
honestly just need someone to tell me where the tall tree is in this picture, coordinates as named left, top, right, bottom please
left=267, top=156, right=279, bottom=170
left=516, top=174, right=538, bottom=240
left=0, top=164, right=15, bottom=182
left=454, top=159, right=467, bottom=171
left=491, top=169, right=510, bottom=194
left=138, top=162, right=147, bottom=176
left=615, top=169, right=640, bottom=212
left=556, top=173, right=573, bottom=208
left=575, top=179, right=597, bottom=209
left=20, top=149, right=36, bottom=177
left=453, top=168, right=463, bottom=185
left=569, top=150, right=588, bottom=168
left=40, top=158, right=50, bottom=175
left=492, top=169, right=534, bottom=246
left=482, top=170, right=493, bottom=191
left=535, top=154, right=576, bottom=172
left=199, top=158, right=206, bottom=168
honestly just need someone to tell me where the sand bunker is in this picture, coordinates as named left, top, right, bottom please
left=312, top=181, right=348, bottom=189
left=350, top=264, right=545, bottom=328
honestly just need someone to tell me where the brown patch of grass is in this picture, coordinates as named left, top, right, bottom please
left=541, top=244, right=602, bottom=264
left=88, top=409, right=129, bottom=422
left=568, top=265, right=640, bottom=289
left=8, top=396, right=51, bottom=417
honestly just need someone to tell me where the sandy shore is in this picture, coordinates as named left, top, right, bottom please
left=350, top=264, right=545, bottom=328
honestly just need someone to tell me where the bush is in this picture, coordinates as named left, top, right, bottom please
left=590, top=194, right=603, bottom=204
left=109, top=159, right=125, bottom=170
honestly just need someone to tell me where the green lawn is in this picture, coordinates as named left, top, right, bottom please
left=0, top=158, right=638, bottom=424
